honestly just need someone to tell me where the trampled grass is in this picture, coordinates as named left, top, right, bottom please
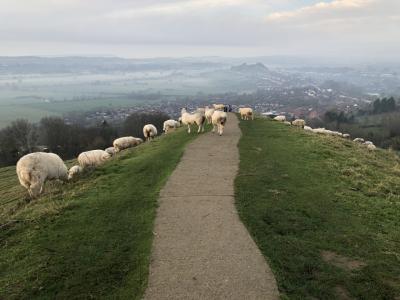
left=235, top=117, right=400, bottom=299
left=0, top=128, right=197, bottom=299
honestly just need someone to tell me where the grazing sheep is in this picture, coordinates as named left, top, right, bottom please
left=283, top=121, right=291, bottom=125
left=16, top=152, right=68, bottom=198
left=163, top=119, right=181, bottom=134
left=211, top=110, right=227, bottom=136
left=313, top=128, right=327, bottom=134
left=342, top=133, right=351, bottom=139
left=205, top=106, right=215, bottom=124
left=273, top=115, right=286, bottom=122
left=105, top=147, right=116, bottom=156
left=68, top=165, right=83, bottom=180
left=304, top=126, right=313, bottom=132
left=239, top=108, right=254, bottom=120
left=180, top=108, right=206, bottom=134
left=213, top=104, right=225, bottom=110
left=366, top=143, right=377, bottom=150
left=78, top=150, right=111, bottom=168
left=113, top=136, right=142, bottom=152
left=353, top=138, right=365, bottom=143
left=291, top=119, right=306, bottom=128
left=143, top=124, right=158, bottom=141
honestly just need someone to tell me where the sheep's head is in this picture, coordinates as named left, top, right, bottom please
left=102, top=153, right=111, bottom=161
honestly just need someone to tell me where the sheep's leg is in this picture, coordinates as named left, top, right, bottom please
left=187, top=124, right=191, bottom=133
left=212, top=124, right=216, bottom=133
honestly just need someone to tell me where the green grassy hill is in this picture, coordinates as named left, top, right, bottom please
left=236, top=117, right=400, bottom=299
left=0, top=129, right=196, bottom=299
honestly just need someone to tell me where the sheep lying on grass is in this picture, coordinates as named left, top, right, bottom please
left=212, top=110, right=227, bottom=136
left=143, top=124, right=158, bottom=141
left=113, top=136, right=143, bottom=152
left=68, top=165, right=83, bottom=180
left=180, top=108, right=206, bottom=134
left=342, top=133, right=351, bottom=139
left=105, top=147, right=116, bottom=156
left=283, top=121, right=291, bottom=125
left=273, top=115, right=286, bottom=122
left=304, top=126, right=313, bottom=132
left=353, top=138, right=365, bottom=143
left=205, top=106, right=215, bottom=124
left=16, top=152, right=68, bottom=198
left=163, top=119, right=180, bottom=134
left=292, top=119, right=306, bottom=128
left=78, top=150, right=111, bottom=168
left=239, top=108, right=254, bottom=120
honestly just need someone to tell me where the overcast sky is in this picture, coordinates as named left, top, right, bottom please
left=0, top=0, right=399, bottom=61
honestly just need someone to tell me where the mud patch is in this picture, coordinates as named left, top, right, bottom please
left=322, top=250, right=366, bottom=271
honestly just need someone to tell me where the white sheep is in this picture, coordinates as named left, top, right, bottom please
left=205, top=106, right=215, bottom=124
left=105, top=146, right=116, bottom=156
left=113, top=136, right=143, bottom=152
left=312, top=128, right=327, bottom=134
left=16, top=152, right=68, bottom=198
left=78, top=150, right=111, bottom=168
left=273, top=115, right=286, bottom=122
left=163, top=119, right=181, bottom=134
left=68, top=165, right=83, bottom=180
left=211, top=110, right=227, bottom=136
left=342, top=133, right=351, bottom=139
left=353, top=138, right=365, bottom=143
left=196, top=107, right=206, bottom=115
left=213, top=103, right=225, bottom=110
left=239, top=108, right=254, bottom=120
left=292, top=119, right=306, bottom=128
left=180, top=108, right=206, bottom=134
left=366, top=143, right=377, bottom=150
left=283, top=121, right=291, bottom=125
left=143, top=124, right=158, bottom=141
left=304, top=126, right=313, bottom=132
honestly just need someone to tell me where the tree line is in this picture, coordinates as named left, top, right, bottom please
left=0, top=112, right=169, bottom=167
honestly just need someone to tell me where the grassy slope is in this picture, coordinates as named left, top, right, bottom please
left=0, top=128, right=197, bottom=299
left=235, top=118, right=400, bottom=299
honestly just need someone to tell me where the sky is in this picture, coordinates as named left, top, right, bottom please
left=0, top=0, right=399, bottom=61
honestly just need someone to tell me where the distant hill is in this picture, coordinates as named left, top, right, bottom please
left=230, top=62, right=269, bottom=74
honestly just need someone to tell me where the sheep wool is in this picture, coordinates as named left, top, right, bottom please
left=273, top=115, right=286, bottom=122
left=239, top=108, right=253, bottom=120
left=143, top=124, right=158, bottom=141
left=68, top=165, right=83, bottom=180
left=16, top=152, right=68, bottom=198
left=292, top=119, right=306, bottom=128
left=181, top=108, right=206, bottom=134
left=205, top=106, right=215, bottom=124
left=105, top=147, right=116, bottom=156
left=211, top=110, right=228, bottom=136
left=78, top=150, right=111, bottom=168
left=163, top=119, right=180, bottom=133
left=113, top=136, right=142, bottom=152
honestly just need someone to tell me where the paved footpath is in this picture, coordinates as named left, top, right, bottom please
left=144, top=113, right=279, bottom=300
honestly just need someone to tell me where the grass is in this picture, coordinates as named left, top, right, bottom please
left=235, top=117, right=400, bottom=299
left=0, top=128, right=197, bottom=299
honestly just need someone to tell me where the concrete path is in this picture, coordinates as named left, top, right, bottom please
left=144, top=113, right=279, bottom=300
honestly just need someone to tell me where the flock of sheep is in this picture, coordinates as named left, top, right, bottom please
left=272, top=115, right=377, bottom=150
left=15, top=104, right=254, bottom=198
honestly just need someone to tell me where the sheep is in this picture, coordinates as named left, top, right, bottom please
left=16, top=152, right=68, bottom=198
left=105, top=146, right=116, bottom=156
left=239, top=108, right=254, bottom=120
left=313, top=128, right=327, bottom=134
left=283, top=121, right=291, bottom=125
left=342, top=133, right=351, bottom=139
left=273, top=115, right=286, bottom=122
left=366, top=143, right=377, bottom=150
left=211, top=110, right=227, bottom=136
left=353, top=138, right=365, bottom=143
left=196, top=107, right=206, bottom=115
left=304, top=126, right=313, bottom=132
left=78, top=150, right=111, bottom=168
left=68, top=165, right=83, bottom=180
left=163, top=119, right=181, bottom=134
left=205, top=106, right=215, bottom=124
left=213, top=104, right=225, bottom=110
left=292, top=119, right=306, bottom=128
left=180, top=108, right=206, bottom=134
left=113, top=136, right=142, bottom=152
left=143, top=124, right=158, bottom=141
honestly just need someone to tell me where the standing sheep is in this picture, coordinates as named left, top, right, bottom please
left=180, top=108, right=206, bottom=134
left=68, top=165, right=83, bottom=180
left=205, top=106, right=215, bottom=124
left=113, top=136, right=143, bottom=152
left=213, top=104, right=225, bottom=110
left=143, top=124, right=158, bottom=141
left=78, top=150, right=111, bottom=168
left=163, top=119, right=181, bottom=134
left=211, top=110, right=228, bottom=136
left=291, top=119, right=306, bottom=128
left=239, top=108, right=254, bottom=120
left=16, top=152, right=68, bottom=198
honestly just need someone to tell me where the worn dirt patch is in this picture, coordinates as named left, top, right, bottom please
left=335, top=286, right=352, bottom=300
left=322, top=250, right=366, bottom=271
